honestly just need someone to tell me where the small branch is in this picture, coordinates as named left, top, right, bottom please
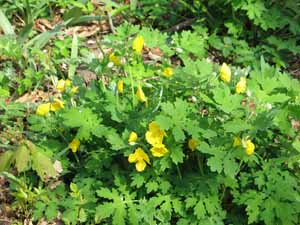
left=0, top=219, right=13, bottom=223
left=106, top=12, right=116, bottom=34
left=163, top=18, right=196, bottom=33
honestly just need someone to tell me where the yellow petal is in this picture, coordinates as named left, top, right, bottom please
left=145, top=122, right=166, bottom=146
left=236, top=77, right=247, bottom=94
left=163, top=67, right=173, bottom=78
left=109, top=53, right=120, bottom=65
left=233, top=137, right=241, bottom=147
left=145, top=131, right=163, bottom=146
left=150, top=143, right=168, bottom=157
left=69, top=138, right=80, bottom=153
left=36, top=103, right=51, bottom=116
left=135, top=147, right=150, bottom=164
left=188, top=138, right=198, bottom=151
left=50, top=98, right=64, bottom=112
left=56, top=79, right=66, bottom=92
left=65, top=79, right=71, bottom=87
left=128, top=153, right=137, bottom=163
left=220, top=63, right=231, bottom=83
left=245, top=140, right=255, bottom=156
left=135, top=160, right=146, bottom=172
left=128, top=132, right=138, bottom=143
left=71, top=86, right=78, bottom=94
left=136, top=86, right=147, bottom=103
left=117, top=80, right=124, bottom=93
left=132, top=35, right=144, bottom=54
left=240, top=77, right=246, bottom=83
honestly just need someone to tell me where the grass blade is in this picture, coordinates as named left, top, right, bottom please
left=0, top=9, right=15, bottom=35
left=25, top=20, right=71, bottom=49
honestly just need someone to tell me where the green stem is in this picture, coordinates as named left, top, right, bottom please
left=0, top=144, right=14, bottom=149
left=197, top=153, right=204, bottom=176
left=56, top=147, right=69, bottom=159
left=176, top=165, right=182, bottom=180
left=101, top=77, right=107, bottom=92
left=220, top=185, right=226, bottom=201
left=237, top=160, right=244, bottom=173
left=74, top=152, right=80, bottom=164
left=116, top=90, right=120, bottom=110
left=128, top=68, right=135, bottom=108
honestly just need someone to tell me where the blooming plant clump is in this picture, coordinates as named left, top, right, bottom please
left=1, top=23, right=300, bottom=225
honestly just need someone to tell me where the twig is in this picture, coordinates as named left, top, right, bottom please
left=163, top=18, right=196, bottom=33
left=106, top=12, right=116, bottom=34
left=0, top=219, right=13, bottom=223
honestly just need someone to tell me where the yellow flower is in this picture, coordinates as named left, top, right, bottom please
left=220, top=63, right=231, bottom=83
left=56, top=80, right=65, bottom=92
left=65, top=79, right=71, bottom=87
left=188, top=138, right=198, bottom=151
left=128, top=147, right=150, bottom=172
left=163, top=67, right=173, bottom=78
left=245, top=140, right=255, bottom=156
left=236, top=77, right=247, bottom=94
left=109, top=53, right=120, bottom=65
left=50, top=98, right=64, bottom=112
left=132, top=35, right=144, bottom=54
left=56, top=79, right=71, bottom=92
left=71, top=86, right=78, bottom=94
left=150, top=143, right=168, bottom=157
left=233, top=137, right=241, bottom=147
left=117, top=80, right=124, bottom=93
left=136, top=86, right=147, bottom=103
left=36, top=103, right=51, bottom=116
left=69, top=138, right=80, bottom=153
left=145, top=121, right=166, bottom=146
left=128, top=132, right=138, bottom=145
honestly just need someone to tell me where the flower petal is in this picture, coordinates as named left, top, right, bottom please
left=132, top=35, right=144, bottom=54
left=71, top=86, right=78, bottom=94
left=128, top=153, right=137, bottom=163
left=69, top=138, right=80, bottom=153
left=150, top=144, right=168, bottom=157
left=233, top=137, right=241, bottom=147
left=135, top=160, right=146, bottom=172
left=36, top=103, right=51, bottom=116
left=163, top=67, right=173, bottom=77
left=236, top=77, right=247, bottom=94
left=50, top=98, right=64, bottom=112
left=145, top=122, right=166, bottom=145
left=135, top=148, right=150, bottom=164
left=136, top=86, right=147, bottom=103
left=65, top=79, right=71, bottom=87
left=245, top=140, right=255, bottom=156
left=128, top=132, right=138, bottom=144
left=188, top=138, right=198, bottom=151
left=220, top=63, right=231, bottom=83
left=56, top=79, right=66, bottom=92
left=109, top=53, right=121, bottom=65
left=117, top=80, right=124, bottom=93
